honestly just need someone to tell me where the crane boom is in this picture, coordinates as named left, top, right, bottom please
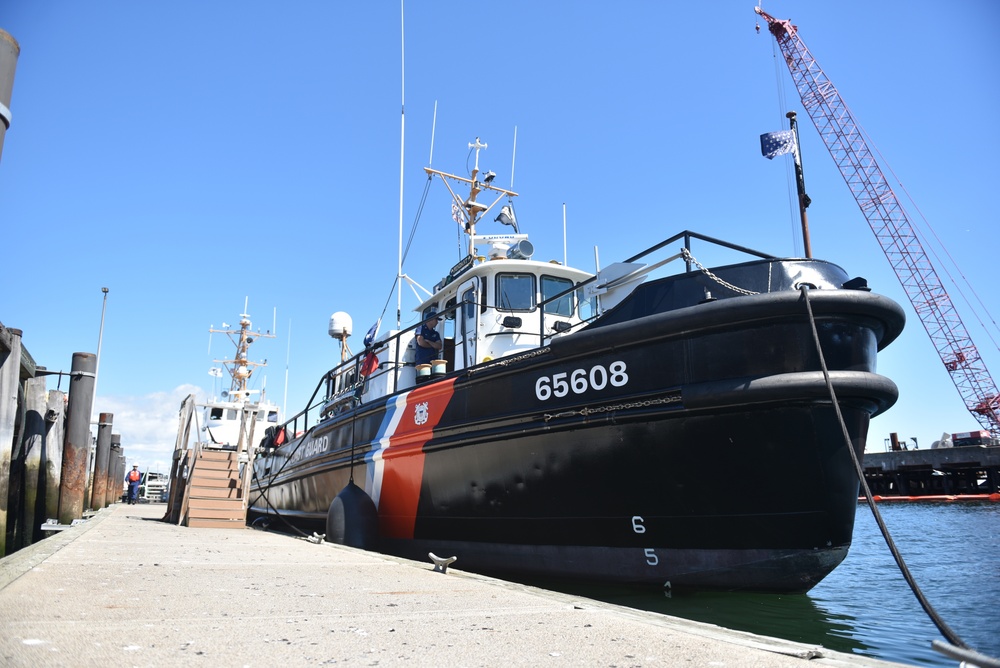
left=755, top=7, right=1000, bottom=435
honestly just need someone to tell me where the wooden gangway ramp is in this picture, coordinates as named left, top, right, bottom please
left=184, top=449, right=245, bottom=528
left=164, top=394, right=256, bottom=529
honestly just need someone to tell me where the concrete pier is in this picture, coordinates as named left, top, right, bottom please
left=0, top=503, right=903, bottom=667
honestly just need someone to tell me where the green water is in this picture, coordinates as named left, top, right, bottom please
left=532, top=503, right=1000, bottom=667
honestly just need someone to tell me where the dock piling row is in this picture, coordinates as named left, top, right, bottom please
left=1, top=323, right=136, bottom=558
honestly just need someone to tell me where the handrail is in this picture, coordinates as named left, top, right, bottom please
left=531, top=230, right=778, bottom=345
left=270, top=230, right=779, bottom=441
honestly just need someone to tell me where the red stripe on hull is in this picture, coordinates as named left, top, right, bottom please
left=378, top=378, right=456, bottom=539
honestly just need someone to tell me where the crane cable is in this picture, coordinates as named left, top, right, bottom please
left=850, top=116, right=1000, bottom=354
left=798, top=284, right=986, bottom=659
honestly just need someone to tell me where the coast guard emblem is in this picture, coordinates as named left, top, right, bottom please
left=414, top=401, right=429, bottom=425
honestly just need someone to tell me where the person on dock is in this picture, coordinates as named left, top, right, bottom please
left=415, top=310, right=443, bottom=365
left=126, top=465, right=142, bottom=505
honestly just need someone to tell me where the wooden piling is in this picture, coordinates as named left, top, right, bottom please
left=43, top=390, right=66, bottom=522
left=58, top=353, right=96, bottom=525
left=0, top=327, right=22, bottom=557
left=107, top=435, right=123, bottom=505
left=104, top=438, right=117, bottom=506
left=18, top=374, right=47, bottom=547
left=90, top=413, right=112, bottom=510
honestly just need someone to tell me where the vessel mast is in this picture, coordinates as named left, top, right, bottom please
left=209, top=306, right=274, bottom=402
left=423, top=138, right=519, bottom=259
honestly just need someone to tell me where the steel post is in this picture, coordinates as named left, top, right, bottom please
left=58, top=353, right=96, bottom=524
left=0, top=29, right=19, bottom=161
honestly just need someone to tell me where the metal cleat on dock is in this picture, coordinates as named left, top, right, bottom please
left=428, top=552, right=457, bottom=574
left=40, top=518, right=87, bottom=532
left=306, top=532, right=326, bottom=544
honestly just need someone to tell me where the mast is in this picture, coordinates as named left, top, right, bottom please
left=786, top=111, right=812, bottom=258
left=209, top=307, right=274, bottom=402
left=424, top=138, right=519, bottom=259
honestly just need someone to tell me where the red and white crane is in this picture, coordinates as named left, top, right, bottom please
left=755, top=7, right=1000, bottom=437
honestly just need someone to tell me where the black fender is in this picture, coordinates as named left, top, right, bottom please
left=325, top=481, right=379, bottom=550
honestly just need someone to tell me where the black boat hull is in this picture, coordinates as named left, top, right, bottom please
left=249, top=276, right=903, bottom=592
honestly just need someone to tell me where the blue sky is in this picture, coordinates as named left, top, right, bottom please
left=2, top=1, right=998, bottom=472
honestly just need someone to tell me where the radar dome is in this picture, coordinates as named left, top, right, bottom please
left=329, top=312, right=353, bottom=340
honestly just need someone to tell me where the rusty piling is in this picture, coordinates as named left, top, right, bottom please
left=107, top=434, right=123, bottom=505
left=90, top=413, right=113, bottom=510
left=57, top=353, right=96, bottom=525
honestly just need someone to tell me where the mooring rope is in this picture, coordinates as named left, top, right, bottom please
left=799, top=284, right=977, bottom=656
left=248, top=429, right=317, bottom=538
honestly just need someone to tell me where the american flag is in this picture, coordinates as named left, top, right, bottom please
left=760, top=130, right=796, bottom=159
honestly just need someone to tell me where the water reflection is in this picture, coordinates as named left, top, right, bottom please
left=519, top=580, right=870, bottom=657
left=513, top=503, right=1000, bottom=667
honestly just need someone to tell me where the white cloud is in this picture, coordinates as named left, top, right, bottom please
left=96, top=384, right=207, bottom=474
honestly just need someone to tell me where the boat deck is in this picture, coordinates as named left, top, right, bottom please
left=0, top=503, right=903, bottom=667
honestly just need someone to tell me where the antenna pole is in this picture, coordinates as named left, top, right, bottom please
left=428, top=100, right=437, bottom=165
left=510, top=126, right=517, bottom=189
left=396, top=0, right=405, bottom=329
left=93, top=287, right=109, bottom=420
left=562, top=204, right=567, bottom=265
left=283, top=320, right=291, bottom=418
left=463, top=137, right=488, bottom=255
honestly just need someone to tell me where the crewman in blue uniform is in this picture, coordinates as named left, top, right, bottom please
left=415, top=310, right=443, bottom=365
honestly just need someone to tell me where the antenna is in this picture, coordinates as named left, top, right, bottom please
left=283, top=319, right=291, bottom=418
left=428, top=100, right=437, bottom=165
left=469, top=137, right=487, bottom=172
left=396, top=0, right=405, bottom=330
left=510, top=125, right=518, bottom=189
left=563, top=203, right=567, bottom=265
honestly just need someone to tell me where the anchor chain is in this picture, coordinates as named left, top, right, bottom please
left=681, top=247, right=759, bottom=296
left=469, top=346, right=552, bottom=374
left=543, top=394, right=681, bottom=422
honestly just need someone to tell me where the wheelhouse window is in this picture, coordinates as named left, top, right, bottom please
left=496, top=273, right=535, bottom=312
left=577, top=284, right=598, bottom=321
left=541, top=275, right=574, bottom=316
left=462, top=288, right=476, bottom=322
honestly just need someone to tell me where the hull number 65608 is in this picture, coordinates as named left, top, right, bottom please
left=535, top=361, right=629, bottom=401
